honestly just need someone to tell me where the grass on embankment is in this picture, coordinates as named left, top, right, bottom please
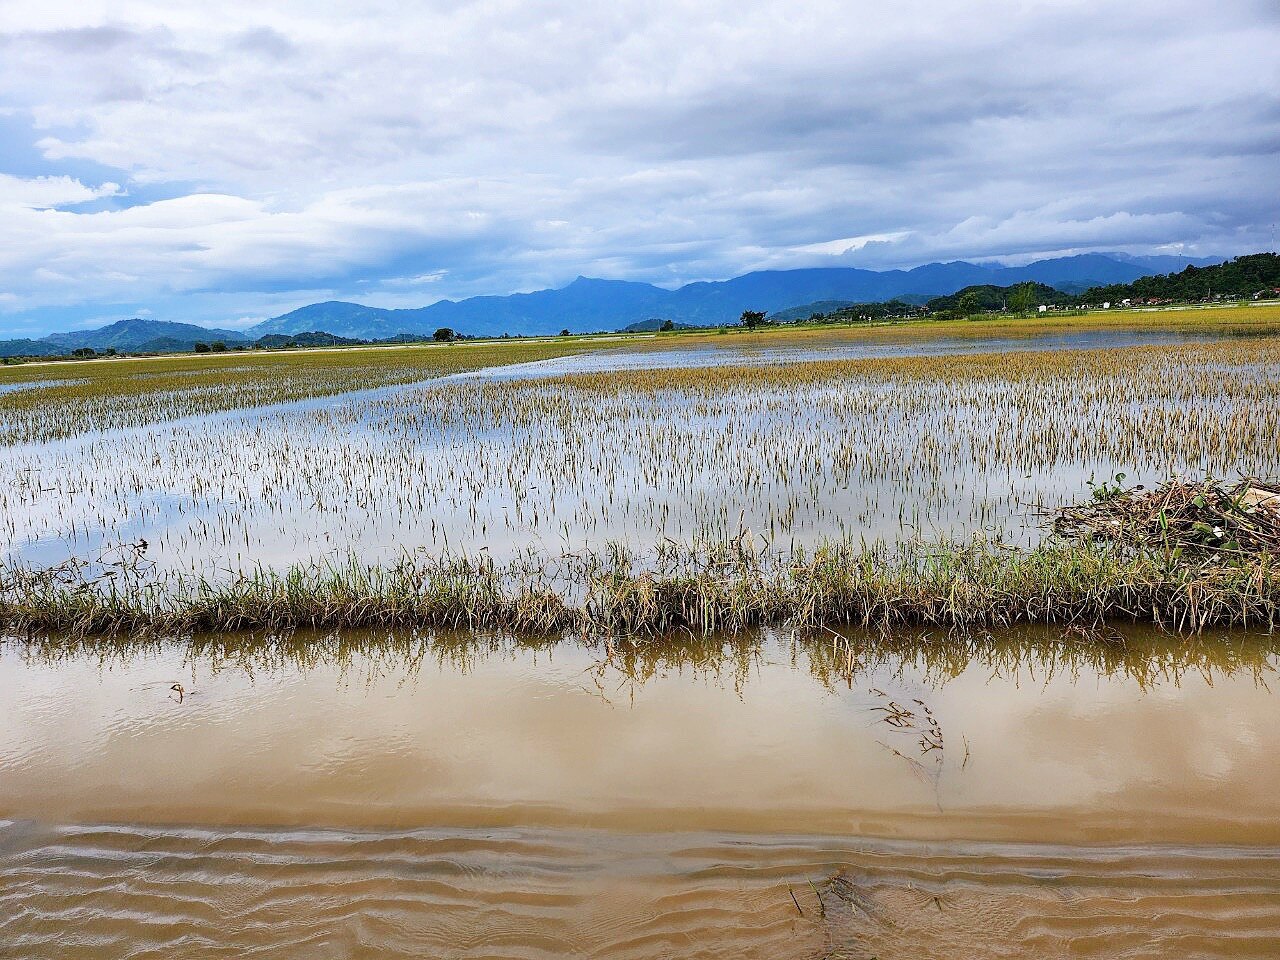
left=4, top=537, right=1277, bottom=639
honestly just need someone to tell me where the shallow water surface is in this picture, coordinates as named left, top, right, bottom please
left=4, top=330, right=1278, bottom=575
left=2, top=631, right=1278, bottom=958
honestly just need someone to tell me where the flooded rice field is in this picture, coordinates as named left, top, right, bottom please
left=3, top=322, right=1280, bottom=957
left=1, top=627, right=1278, bottom=958
left=2, top=330, right=1278, bottom=575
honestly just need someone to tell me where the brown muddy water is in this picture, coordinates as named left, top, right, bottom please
left=2, top=628, right=1278, bottom=958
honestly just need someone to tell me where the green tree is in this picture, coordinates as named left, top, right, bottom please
left=1007, top=282, right=1037, bottom=315
left=956, top=292, right=982, bottom=318
left=740, top=310, right=768, bottom=329
left=559, top=328, right=572, bottom=337
left=659, top=319, right=675, bottom=332
left=433, top=327, right=455, bottom=342
left=193, top=342, right=211, bottom=353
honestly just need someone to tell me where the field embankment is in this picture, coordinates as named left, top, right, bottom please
left=6, top=480, right=1278, bottom=638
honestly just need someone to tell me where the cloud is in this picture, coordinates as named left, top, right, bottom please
left=0, top=173, right=119, bottom=209
left=0, top=0, right=1277, bottom=332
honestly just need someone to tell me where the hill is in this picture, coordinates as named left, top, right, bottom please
left=1081, top=253, right=1280, bottom=304
left=40, top=319, right=248, bottom=353
left=3, top=252, right=1240, bottom=352
left=0, top=339, right=66, bottom=359
left=619, top=318, right=704, bottom=332
left=254, top=331, right=372, bottom=349
left=925, top=282, right=1071, bottom=313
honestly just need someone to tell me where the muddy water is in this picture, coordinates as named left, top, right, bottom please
left=2, top=631, right=1278, bottom=958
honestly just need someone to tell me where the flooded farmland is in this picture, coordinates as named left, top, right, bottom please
left=2, top=328, right=1279, bottom=575
left=2, top=323, right=1280, bottom=958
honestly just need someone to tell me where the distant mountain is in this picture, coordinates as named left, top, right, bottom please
left=248, top=303, right=405, bottom=340
left=41, top=318, right=248, bottom=353
left=251, top=277, right=670, bottom=340
left=247, top=254, right=1225, bottom=339
left=2, top=253, right=1243, bottom=356
left=1096, top=252, right=1226, bottom=273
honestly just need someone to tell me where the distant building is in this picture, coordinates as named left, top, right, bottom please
left=1037, top=304, right=1048, bottom=313
left=1102, top=302, right=1111, bottom=309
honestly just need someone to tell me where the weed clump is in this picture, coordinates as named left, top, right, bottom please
left=1054, top=477, right=1280, bottom=564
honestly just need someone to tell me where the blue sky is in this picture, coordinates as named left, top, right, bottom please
left=1, top=0, right=1278, bottom=337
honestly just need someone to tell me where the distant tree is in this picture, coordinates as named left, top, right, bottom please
left=1007, top=282, right=1037, bottom=316
left=740, top=310, right=768, bottom=329
left=660, top=319, right=675, bottom=332
left=71, top=347, right=96, bottom=358
left=1080, top=253, right=1280, bottom=305
left=956, top=292, right=983, bottom=318
left=559, top=328, right=572, bottom=337
left=210, top=341, right=227, bottom=352
left=193, top=342, right=211, bottom=353
left=433, top=327, right=455, bottom=342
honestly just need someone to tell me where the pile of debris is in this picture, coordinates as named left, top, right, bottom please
left=1053, top=477, right=1280, bottom=564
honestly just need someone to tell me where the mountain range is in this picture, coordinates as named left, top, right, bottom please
left=0, top=252, right=1226, bottom=356
left=245, top=253, right=1223, bottom=339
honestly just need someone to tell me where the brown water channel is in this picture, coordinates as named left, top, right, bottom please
left=1, top=627, right=1277, bottom=958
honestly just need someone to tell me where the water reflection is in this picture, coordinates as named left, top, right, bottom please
left=3, top=625, right=1278, bottom=958
left=3, top=624, right=1277, bottom=839
left=14, top=622, right=1273, bottom=694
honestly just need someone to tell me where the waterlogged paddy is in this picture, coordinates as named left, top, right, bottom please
left=3, top=329, right=1279, bottom=574
left=1, top=629, right=1278, bottom=958
left=4, top=323, right=1280, bottom=958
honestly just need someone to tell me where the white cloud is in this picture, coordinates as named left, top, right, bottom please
left=0, top=174, right=119, bottom=209
left=0, top=0, right=1276, bottom=330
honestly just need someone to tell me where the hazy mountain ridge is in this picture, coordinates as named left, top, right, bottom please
left=1, top=253, right=1230, bottom=356
left=248, top=254, right=1223, bottom=338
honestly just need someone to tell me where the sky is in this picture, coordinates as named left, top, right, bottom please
left=0, top=1, right=1278, bottom=337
